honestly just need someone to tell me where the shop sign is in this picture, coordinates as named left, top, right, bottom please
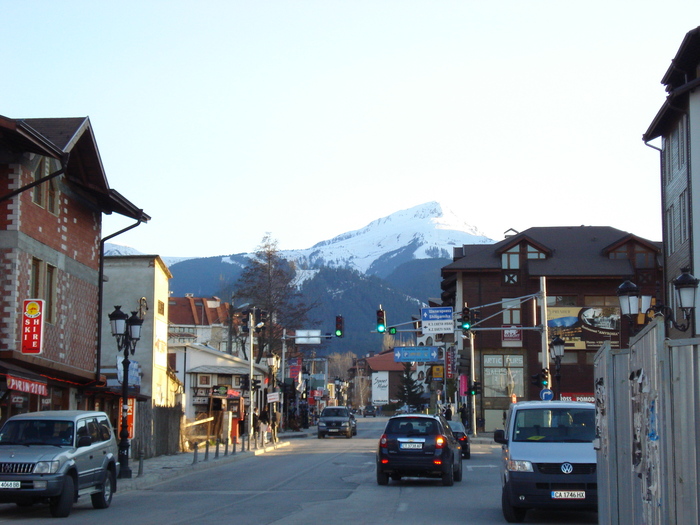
left=21, top=299, right=45, bottom=354
left=7, top=374, right=48, bottom=396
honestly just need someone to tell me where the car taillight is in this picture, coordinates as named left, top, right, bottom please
left=379, top=434, right=388, bottom=448
left=459, top=436, right=467, bottom=441
left=435, top=435, right=447, bottom=449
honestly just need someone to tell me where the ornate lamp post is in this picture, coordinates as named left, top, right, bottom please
left=108, top=305, right=144, bottom=479
left=549, top=336, right=565, bottom=400
left=617, top=268, right=699, bottom=335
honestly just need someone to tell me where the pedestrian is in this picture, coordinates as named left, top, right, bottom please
left=260, top=406, right=270, bottom=444
left=253, top=407, right=260, bottom=443
left=445, top=404, right=452, bottom=421
left=459, top=404, right=468, bottom=427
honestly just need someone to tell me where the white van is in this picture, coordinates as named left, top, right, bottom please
left=493, top=400, right=597, bottom=523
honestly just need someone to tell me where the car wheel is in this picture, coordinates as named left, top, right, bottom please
left=502, top=487, right=527, bottom=523
left=50, top=474, right=74, bottom=518
left=317, top=433, right=324, bottom=439
left=464, top=446, right=471, bottom=460
left=454, top=458, right=463, bottom=482
left=441, top=463, right=454, bottom=486
left=376, top=468, right=389, bottom=485
left=91, top=468, right=115, bottom=509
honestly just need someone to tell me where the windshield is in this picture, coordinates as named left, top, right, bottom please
left=322, top=408, right=348, bottom=418
left=386, top=418, right=437, bottom=436
left=0, top=420, right=74, bottom=446
left=512, top=408, right=595, bottom=443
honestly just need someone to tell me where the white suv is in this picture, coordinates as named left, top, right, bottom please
left=0, top=410, right=120, bottom=517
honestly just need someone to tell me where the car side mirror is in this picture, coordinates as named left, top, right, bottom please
left=77, top=435, right=92, bottom=448
left=494, top=429, right=507, bottom=444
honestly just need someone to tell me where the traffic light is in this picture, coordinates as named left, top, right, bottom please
left=239, top=312, right=249, bottom=333
left=241, top=375, right=250, bottom=390
left=531, top=373, right=541, bottom=386
left=376, top=309, right=386, bottom=333
left=335, top=315, right=344, bottom=337
left=252, top=378, right=261, bottom=390
left=541, top=369, right=550, bottom=388
left=473, top=381, right=482, bottom=395
left=468, top=382, right=476, bottom=396
left=388, top=326, right=397, bottom=335
left=254, top=308, right=267, bottom=333
left=461, top=307, right=471, bottom=332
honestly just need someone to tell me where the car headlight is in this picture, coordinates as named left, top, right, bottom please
left=341, top=422, right=349, bottom=427
left=318, top=422, right=327, bottom=428
left=33, top=461, right=60, bottom=474
left=506, top=459, right=533, bottom=472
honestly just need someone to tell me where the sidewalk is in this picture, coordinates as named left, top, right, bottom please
left=117, top=430, right=310, bottom=492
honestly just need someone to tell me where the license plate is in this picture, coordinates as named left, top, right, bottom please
left=0, top=482, right=20, bottom=489
left=401, top=443, right=422, bottom=450
left=552, top=490, right=585, bottom=499
left=328, top=429, right=338, bottom=432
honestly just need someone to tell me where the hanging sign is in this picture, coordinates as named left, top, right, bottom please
left=21, top=299, right=45, bottom=355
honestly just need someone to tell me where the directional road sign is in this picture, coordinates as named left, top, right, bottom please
left=421, top=307, right=454, bottom=334
left=393, top=346, right=440, bottom=363
left=540, top=388, right=554, bottom=401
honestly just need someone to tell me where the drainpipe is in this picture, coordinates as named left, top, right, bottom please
left=96, top=216, right=145, bottom=381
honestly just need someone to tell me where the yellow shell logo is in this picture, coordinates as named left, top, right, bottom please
left=24, top=301, right=42, bottom=318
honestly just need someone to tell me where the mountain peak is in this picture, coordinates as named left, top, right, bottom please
left=287, top=201, right=493, bottom=277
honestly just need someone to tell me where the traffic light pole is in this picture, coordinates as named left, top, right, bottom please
left=469, top=332, right=477, bottom=437
left=248, top=310, right=255, bottom=443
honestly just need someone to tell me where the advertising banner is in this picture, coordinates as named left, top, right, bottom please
left=548, top=306, right=620, bottom=350
left=372, top=371, right=389, bottom=405
left=21, top=299, right=44, bottom=355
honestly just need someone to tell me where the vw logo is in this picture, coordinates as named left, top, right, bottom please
left=561, top=462, right=574, bottom=474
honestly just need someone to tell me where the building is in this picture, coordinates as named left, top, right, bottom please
left=441, top=226, right=662, bottom=431
left=168, top=295, right=241, bottom=354
left=0, top=116, right=148, bottom=425
left=643, top=25, right=700, bottom=339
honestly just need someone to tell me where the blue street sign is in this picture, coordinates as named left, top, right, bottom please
left=393, top=346, right=440, bottom=363
left=421, top=307, right=453, bottom=321
left=540, top=388, right=554, bottom=401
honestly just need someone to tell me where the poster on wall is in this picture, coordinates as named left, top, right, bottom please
left=548, top=306, right=620, bottom=350
left=21, top=299, right=44, bottom=354
left=372, top=371, right=389, bottom=405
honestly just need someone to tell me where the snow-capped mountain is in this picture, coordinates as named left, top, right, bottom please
left=103, top=243, right=191, bottom=268
left=284, top=201, right=492, bottom=277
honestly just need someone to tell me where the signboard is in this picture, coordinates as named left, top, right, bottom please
left=295, top=330, right=322, bottom=345
left=372, top=371, right=389, bottom=405
left=211, top=385, right=230, bottom=397
left=420, top=307, right=454, bottom=334
left=393, top=346, right=440, bottom=362
left=540, top=389, right=554, bottom=401
left=267, top=392, right=280, bottom=403
left=561, top=393, right=595, bottom=403
left=548, top=306, right=621, bottom=350
left=502, top=325, right=522, bottom=342
left=446, top=347, right=455, bottom=379
left=21, top=299, right=44, bottom=354
left=118, top=397, right=136, bottom=439
left=432, top=365, right=444, bottom=381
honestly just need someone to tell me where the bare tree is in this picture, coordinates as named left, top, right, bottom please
left=327, top=352, right=355, bottom=380
left=234, top=234, right=316, bottom=363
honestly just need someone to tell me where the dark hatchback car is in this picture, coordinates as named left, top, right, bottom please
left=447, top=420, right=471, bottom=459
left=317, top=407, right=355, bottom=438
left=376, top=414, right=463, bottom=486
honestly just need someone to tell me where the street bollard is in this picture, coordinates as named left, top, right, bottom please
left=232, top=438, right=236, bottom=455
left=192, top=442, right=199, bottom=465
left=204, top=440, right=210, bottom=461
left=138, top=450, right=144, bottom=477
left=215, top=438, right=220, bottom=459
left=224, top=438, right=229, bottom=457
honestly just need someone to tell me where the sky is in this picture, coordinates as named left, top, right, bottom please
left=3, top=1, right=699, bottom=258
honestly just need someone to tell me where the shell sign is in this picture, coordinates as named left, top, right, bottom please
left=21, top=299, right=45, bottom=355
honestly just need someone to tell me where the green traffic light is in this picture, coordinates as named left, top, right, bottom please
left=335, top=329, right=342, bottom=337
left=377, top=324, right=386, bottom=333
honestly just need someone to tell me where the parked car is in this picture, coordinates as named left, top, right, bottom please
left=317, top=406, right=354, bottom=439
left=494, top=401, right=597, bottom=523
left=363, top=405, right=377, bottom=417
left=376, top=414, right=463, bottom=486
left=447, top=420, right=471, bottom=459
left=0, top=410, right=120, bottom=518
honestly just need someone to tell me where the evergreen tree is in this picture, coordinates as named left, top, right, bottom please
left=398, top=362, right=424, bottom=407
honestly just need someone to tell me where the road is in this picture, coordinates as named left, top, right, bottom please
left=0, top=417, right=598, bottom=524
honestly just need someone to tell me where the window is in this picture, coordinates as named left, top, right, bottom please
left=502, top=298, right=521, bottom=324
left=666, top=205, right=676, bottom=255
left=547, top=296, right=577, bottom=307
left=29, top=258, right=56, bottom=323
left=484, top=354, right=524, bottom=398
left=680, top=190, right=689, bottom=243
left=31, top=157, right=59, bottom=214
left=526, top=245, right=545, bottom=260
left=158, top=300, right=165, bottom=316
left=583, top=296, right=618, bottom=307
left=502, top=246, right=520, bottom=270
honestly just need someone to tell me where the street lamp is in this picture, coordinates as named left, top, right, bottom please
left=617, top=268, right=699, bottom=334
left=549, top=336, right=565, bottom=400
left=108, top=305, right=144, bottom=479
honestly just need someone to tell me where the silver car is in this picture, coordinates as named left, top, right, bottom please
left=0, top=410, right=120, bottom=517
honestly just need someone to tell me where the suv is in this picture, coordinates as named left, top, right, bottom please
left=363, top=405, right=377, bottom=417
left=317, top=406, right=355, bottom=438
left=494, top=401, right=597, bottom=522
left=0, top=410, right=120, bottom=518
left=376, top=414, right=463, bottom=486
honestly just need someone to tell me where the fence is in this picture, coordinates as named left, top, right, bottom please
left=595, top=317, right=700, bottom=524
left=133, top=403, right=183, bottom=459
